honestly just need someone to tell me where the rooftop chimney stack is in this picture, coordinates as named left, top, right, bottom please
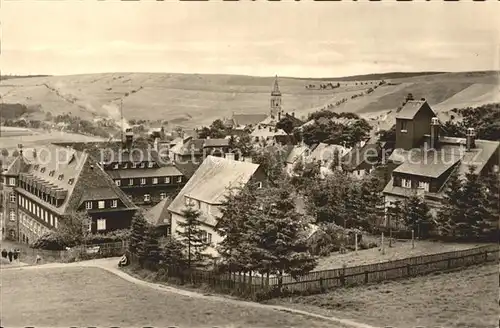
left=430, top=117, right=439, bottom=149
left=466, top=128, right=476, bottom=151
left=18, top=144, right=23, bottom=156
left=33, top=148, right=37, bottom=159
left=124, top=128, right=134, bottom=149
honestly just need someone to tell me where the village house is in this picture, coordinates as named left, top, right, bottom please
left=167, top=155, right=267, bottom=257
left=306, top=143, right=351, bottom=178
left=169, top=137, right=232, bottom=163
left=341, top=138, right=387, bottom=179
left=0, top=144, right=138, bottom=243
left=251, top=125, right=289, bottom=145
left=145, top=196, right=173, bottom=237
left=382, top=100, right=500, bottom=225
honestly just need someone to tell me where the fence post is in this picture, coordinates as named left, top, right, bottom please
left=484, top=251, right=488, bottom=262
left=340, top=266, right=346, bottom=286
left=406, top=264, right=411, bottom=276
left=447, top=258, right=451, bottom=269
left=319, top=277, right=324, bottom=292
left=364, top=270, right=369, bottom=284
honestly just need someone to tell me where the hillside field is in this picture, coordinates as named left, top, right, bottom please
left=1, top=71, right=498, bottom=129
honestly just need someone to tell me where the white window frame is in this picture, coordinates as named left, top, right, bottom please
left=123, top=163, right=128, bottom=169
left=115, top=180, right=121, bottom=186
left=152, top=178, right=158, bottom=185
left=86, top=201, right=93, bottom=210
left=402, top=178, right=411, bottom=188
left=111, top=200, right=118, bottom=208
left=256, top=181, right=263, bottom=189
left=54, top=217, right=58, bottom=229
left=132, top=162, right=137, bottom=169
left=97, top=218, right=106, bottom=231
left=148, top=162, right=154, bottom=168
left=418, top=181, right=430, bottom=192
left=177, top=176, right=182, bottom=183
left=9, top=210, right=16, bottom=222
left=98, top=200, right=105, bottom=209
left=129, top=178, right=134, bottom=186
left=10, top=193, right=16, bottom=203
left=140, top=162, right=146, bottom=168
left=50, top=214, right=54, bottom=226
left=9, top=177, right=16, bottom=186
left=140, top=178, right=146, bottom=185
left=164, top=177, right=171, bottom=184
left=160, top=192, right=166, bottom=200
left=144, top=194, right=151, bottom=202
left=113, top=164, right=119, bottom=169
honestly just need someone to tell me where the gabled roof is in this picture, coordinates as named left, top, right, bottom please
left=174, top=161, right=201, bottom=180
left=80, top=188, right=122, bottom=201
left=262, top=144, right=294, bottom=163
left=2, top=155, right=31, bottom=176
left=145, top=196, right=172, bottom=226
left=168, top=156, right=260, bottom=215
left=204, top=138, right=230, bottom=148
left=251, top=127, right=287, bottom=138
left=286, top=144, right=310, bottom=164
left=392, top=149, right=462, bottom=178
left=342, top=143, right=381, bottom=171
left=396, top=100, right=435, bottom=120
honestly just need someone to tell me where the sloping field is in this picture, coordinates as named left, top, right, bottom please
left=1, top=71, right=498, bottom=128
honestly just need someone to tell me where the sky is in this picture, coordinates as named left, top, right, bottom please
left=2, top=1, right=499, bottom=78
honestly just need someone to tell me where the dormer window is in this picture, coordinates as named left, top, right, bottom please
left=40, top=167, right=46, bottom=173
left=86, top=201, right=93, bottom=210
left=34, top=164, right=39, bottom=170
left=164, top=177, right=171, bottom=184
left=68, top=178, right=75, bottom=185
left=111, top=200, right=118, bottom=208
left=49, top=170, right=55, bottom=177
left=148, top=162, right=154, bottom=168
left=115, top=180, right=121, bottom=186
left=402, top=178, right=411, bottom=188
left=176, top=176, right=182, bottom=183
left=140, top=178, right=146, bottom=185
left=58, top=174, right=64, bottom=181
left=113, top=164, right=119, bottom=169
left=123, top=163, right=128, bottom=169
left=140, top=162, right=145, bottom=168
left=132, top=163, right=137, bottom=169
left=152, top=178, right=158, bottom=184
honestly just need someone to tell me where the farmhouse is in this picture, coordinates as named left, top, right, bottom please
left=167, top=156, right=266, bottom=257
left=0, top=145, right=137, bottom=244
left=382, top=100, right=500, bottom=223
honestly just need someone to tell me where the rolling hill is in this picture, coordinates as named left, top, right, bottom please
left=1, top=71, right=498, bottom=130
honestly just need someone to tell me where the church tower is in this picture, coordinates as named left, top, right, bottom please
left=270, top=75, right=282, bottom=119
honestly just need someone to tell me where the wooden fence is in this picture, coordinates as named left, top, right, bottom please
left=151, top=244, right=498, bottom=300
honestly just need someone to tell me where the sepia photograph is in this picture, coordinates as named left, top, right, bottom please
left=1, top=1, right=499, bottom=328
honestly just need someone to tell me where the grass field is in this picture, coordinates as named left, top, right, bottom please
left=268, top=264, right=498, bottom=328
left=1, top=71, right=498, bottom=128
left=0, top=267, right=341, bottom=328
left=315, top=239, right=485, bottom=271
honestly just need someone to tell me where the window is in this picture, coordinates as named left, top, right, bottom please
left=129, top=179, right=134, bottom=186
left=49, top=170, right=55, bottom=177
left=123, top=163, right=128, bottom=169
left=152, top=178, right=158, bottom=184
left=50, top=214, right=54, bottom=226
left=43, top=210, right=47, bottom=222
left=144, top=194, right=151, bottom=202
left=86, top=201, right=93, bottom=210
left=201, top=231, right=212, bottom=244
left=140, top=178, right=146, bottom=185
left=160, top=193, right=166, bottom=200
left=115, top=180, right=121, bottom=186
left=418, top=181, right=430, bottom=192
left=34, top=164, right=39, bottom=170
left=111, top=200, right=118, bottom=208
left=177, top=176, right=182, bottom=183
left=148, top=162, right=154, bottom=168
left=256, top=181, right=263, bottom=189
left=98, top=201, right=105, bottom=209
left=68, top=178, right=75, bottom=185
left=132, top=163, right=137, bottom=168
left=40, top=167, right=46, bottom=173
left=54, top=217, right=58, bottom=228
left=113, top=164, right=119, bottom=169
left=87, top=221, right=92, bottom=232
left=400, top=120, right=408, bottom=133
left=58, top=174, right=64, bottom=181
left=140, top=162, right=145, bottom=168
left=402, top=178, right=411, bottom=188
left=37, top=206, right=40, bottom=218
left=9, top=210, right=16, bottom=222
left=97, top=219, right=106, bottom=231
left=164, top=177, right=171, bottom=184
left=8, top=178, right=16, bottom=186
left=10, top=193, right=16, bottom=203
left=184, top=196, right=190, bottom=206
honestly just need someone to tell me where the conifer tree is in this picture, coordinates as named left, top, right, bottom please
left=128, top=210, right=148, bottom=260
left=483, top=171, right=500, bottom=240
left=386, top=200, right=404, bottom=230
left=402, top=193, right=433, bottom=239
left=216, top=184, right=259, bottom=273
left=461, top=166, right=490, bottom=240
left=248, top=181, right=317, bottom=286
left=143, top=226, right=162, bottom=268
left=161, top=237, right=187, bottom=268
left=177, top=204, right=209, bottom=269
left=436, top=168, right=464, bottom=238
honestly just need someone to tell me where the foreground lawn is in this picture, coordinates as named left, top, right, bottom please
left=1, top=267, right=339, bottom=328
left=268, top=264, right=498, bottom=328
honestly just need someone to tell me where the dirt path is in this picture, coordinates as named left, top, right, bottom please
left=4, top=258, right=377, bottom=328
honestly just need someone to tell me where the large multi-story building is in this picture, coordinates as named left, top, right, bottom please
left=1, top=144, right=138, bottom=243
left=382, top=100, right=500, bottom=225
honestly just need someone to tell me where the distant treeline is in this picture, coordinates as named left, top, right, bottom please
left=294, top=72, right=447, bottom=82
left=1, top=74, right=51, bottom=81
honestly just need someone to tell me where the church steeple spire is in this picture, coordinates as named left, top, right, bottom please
left=271, top=75, right=281, bottom=96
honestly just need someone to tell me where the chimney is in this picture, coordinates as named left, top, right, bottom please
left=292, top=112, right=295, bottom=117
left=268, top=127, right=272, bottom=132
left=466, top=128, right=476, bottom=151
left=225, top=152, right=235, bottom=161
left=18, top=144, right=23, bottom=156
left=32, top=148, right=37, bottom=159
left=125, top=128, right=134, bottom=149
left=430, top=117, right=439, bottom=149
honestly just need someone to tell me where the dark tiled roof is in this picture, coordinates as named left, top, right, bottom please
left=392, top=150, right=462, bottom=178
left=80, top=188, right=122, bottom=201
left=263, top=144, right=294, bottom=163
left=204, top=138, right=230, bottom=147
left=2, top=155, right=31, bottom=176
left=396, top=100, right=435, bottom=120
left=174, top=161, right=201, bottom=180
left=145, top=197, right=172, bottom=226
left=106, top=166, right=183, bottom=179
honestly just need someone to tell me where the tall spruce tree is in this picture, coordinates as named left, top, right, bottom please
left=143, top=226, right=162, bottom=268
left=177, top=204, right=209, bottom=269
left=128, top=210, right=148, bottom=259
left=436, top=168, right=464, bottom=238
left=402, top=193, right=433, bottom=239
left=461, top=166, right=490, bottom=240
left=483, top=171, right=500, bottom=241
left=216, top=184, right=259, bottom=273
left=248, top=180, right=317, bottom=285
